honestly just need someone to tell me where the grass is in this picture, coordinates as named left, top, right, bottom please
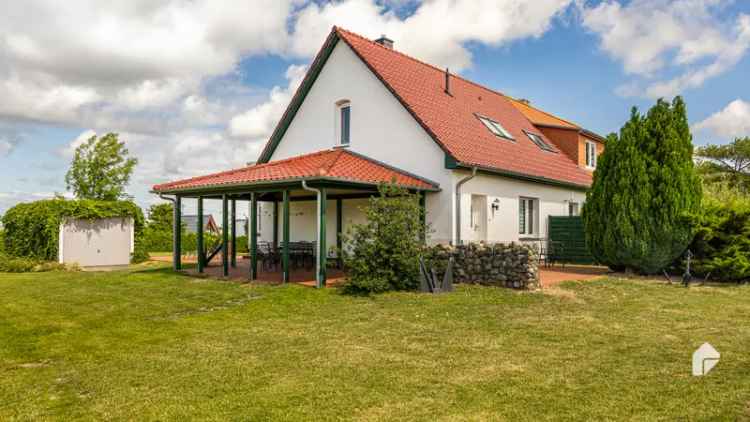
left=1, top=264, right=749, bottom=421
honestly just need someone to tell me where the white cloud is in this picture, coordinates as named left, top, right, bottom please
left=0, top=122, right=25, bottom=156
left=0, top=191, right=74, bottom=214
left=0, top=0, right=295, bottom=128
left=0, top=0, right=579, bottom=213
left=0, top=140, right=14, bottom=156
left=59, top=130, right=97, bottom=159
left=581, top=0, right=750, bottom=98
left=693, top=99, right=750, bottom=140
left=229, top=65, right=307, bottom=139
left=290, top=0, right=574, bottom=71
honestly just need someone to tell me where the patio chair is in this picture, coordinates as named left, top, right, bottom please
left=542, top=240, right=565, bottom=268
left=259, top=241, right=280, bottom=271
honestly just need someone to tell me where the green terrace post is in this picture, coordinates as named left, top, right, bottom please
left=282, top=190, right=290, bottom=283
left=273, top=200, right=279, bottom=248
left=336, top=198, right=342, bottom=263
left=197, top=196, right=204, bottom=273
left=250, top=193, right=258, bottom=280
left=419, top=191, right=426, bottom=243
left=317, top=187, right=327, bottom=288
left=173, top=195, right=182, bottom=271
left=222, top=194, right=229, bottom=277
left=230, top=199, right=237, bottom=268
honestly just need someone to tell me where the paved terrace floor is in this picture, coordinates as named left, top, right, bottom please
left=151, top=255, right=608, bottom=288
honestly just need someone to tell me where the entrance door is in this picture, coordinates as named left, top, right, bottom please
left=470, top=195, right=488, bottom=242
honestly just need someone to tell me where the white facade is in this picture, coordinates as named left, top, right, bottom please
left=259, top=41, right=587, bottom=246
left=256, top=198, right=368, bottom=253
left=454, top=170, right=587, bottom=243
left=268, top=41, right=454, bottom=243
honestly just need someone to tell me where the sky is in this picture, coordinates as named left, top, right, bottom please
left=1, top=0, right=749, bottom=218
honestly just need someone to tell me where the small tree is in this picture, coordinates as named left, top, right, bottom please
left=695, top=137, right=750, bottom=193
left=65, top=133, right=137, bottom=200
left=342, top=184, right=427, bottom=294
left=147, top=203, right=174, bottom=231
left=583, top=97, right=702, bottom=274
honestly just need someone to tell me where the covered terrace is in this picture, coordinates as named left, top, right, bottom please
left=152, top=149, right=439, bottom=288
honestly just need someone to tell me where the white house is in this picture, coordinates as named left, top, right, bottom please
left=153, top=27, right=604, bottom=286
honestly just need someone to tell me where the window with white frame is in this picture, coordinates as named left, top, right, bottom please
left=477, top=114, right=514, bottom=140
left=525, top=131, right=555, bottom=152
left=568, top=202, right=580, bottom=216
left=518, top=197, right=538, bottom=237
left=336, top=100, right=351, bottom=145
left=585, top=141, right=597, bottom=168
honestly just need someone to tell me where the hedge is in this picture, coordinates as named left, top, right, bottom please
left=687, top=194, right=750, bottom=282
left=1, top=199, right=146, bottom=263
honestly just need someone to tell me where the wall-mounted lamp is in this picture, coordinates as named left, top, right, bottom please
left=491, top=199, right=500, bottom=214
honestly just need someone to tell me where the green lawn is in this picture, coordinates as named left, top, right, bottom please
left=1, top=265, right=749, bottom=421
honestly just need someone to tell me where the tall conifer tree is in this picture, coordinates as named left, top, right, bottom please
left=583, top=97, right=702, bottom=273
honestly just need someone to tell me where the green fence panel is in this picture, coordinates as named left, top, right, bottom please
left=548, top=216, right=596, bottom=264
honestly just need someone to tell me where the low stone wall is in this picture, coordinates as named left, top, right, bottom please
left=425, top=242, right=540, bottom=290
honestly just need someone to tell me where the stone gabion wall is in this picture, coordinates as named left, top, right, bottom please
left=425, top=242, right=540, bottom=290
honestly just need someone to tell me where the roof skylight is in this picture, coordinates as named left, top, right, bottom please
left=526, top=131, right=555, bottom=152
left=477, top=115, right=514, bottom=140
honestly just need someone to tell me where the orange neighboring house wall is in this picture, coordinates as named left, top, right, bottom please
left=539, top=126, right=604, bottom=171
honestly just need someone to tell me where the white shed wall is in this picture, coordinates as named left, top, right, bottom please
left=60, top=217, right=133, bottom=267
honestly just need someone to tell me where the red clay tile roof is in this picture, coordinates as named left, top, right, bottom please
left=152, top=149, right=437, bottom=192
left=334, top=27, right=593, bottom=187
left=508, top=98, right=580, bottom=130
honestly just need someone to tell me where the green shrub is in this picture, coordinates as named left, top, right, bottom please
left=1, top=199, right=145, bottom=263
left=583, top=97, right=702, bottom=274
left=341, top=185, right=427, bottom=294
left=0, top=255, right=79, bottom=273
left=685, top=187, right=750, bottom=282
left=235, top=236, right=248, bottom=254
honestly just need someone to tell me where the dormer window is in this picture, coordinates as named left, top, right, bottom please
left=476, top=114, right=514, bottom=140
left=336, top=100, right=351, bottom=146
left=525, top=131, right=555, bottom=152
left=585, top=141, right=597, bottom=168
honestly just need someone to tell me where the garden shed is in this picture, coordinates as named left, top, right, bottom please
left=59, top=217, right=134, bottom=268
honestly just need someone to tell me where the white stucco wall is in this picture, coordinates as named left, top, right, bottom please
left=268, top=41, right=454, bottom=244
left=258, top=40, right=588, bottom=246
left=60, top=217, right=134, bottom=267
left=454, top=170, right=587, bottom=243
left=256, top=198, right=368, bottom=252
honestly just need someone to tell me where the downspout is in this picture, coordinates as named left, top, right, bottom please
left=301, top=181, right=322, bottom=287
left=159, top=193, right=179, bottom=270
left=454, top=167, right=477, bottom=245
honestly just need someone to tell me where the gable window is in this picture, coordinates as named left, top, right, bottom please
left=519, top=197, right=538, bottom=237
left=477, top=114, right=514, bottom=140
left=525, top=131, right=555, bottom=152
left=568, top=202, right=580, bottom=216
left=336, top=100, right=351, bottom=146
left=585, top=141, right=597, bottom=168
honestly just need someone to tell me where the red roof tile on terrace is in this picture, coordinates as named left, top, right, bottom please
left=152, top=149, right=437, bottom=192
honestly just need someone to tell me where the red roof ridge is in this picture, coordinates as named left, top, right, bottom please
left=153, top=147, right=438, bottom=192
left=153, top=149, right=340, bottom=191
left=507, top=96, right=581, bottom=129
left=335, top=27, right=513, bottom=104
left=323, top=148, right=346, bottom=176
